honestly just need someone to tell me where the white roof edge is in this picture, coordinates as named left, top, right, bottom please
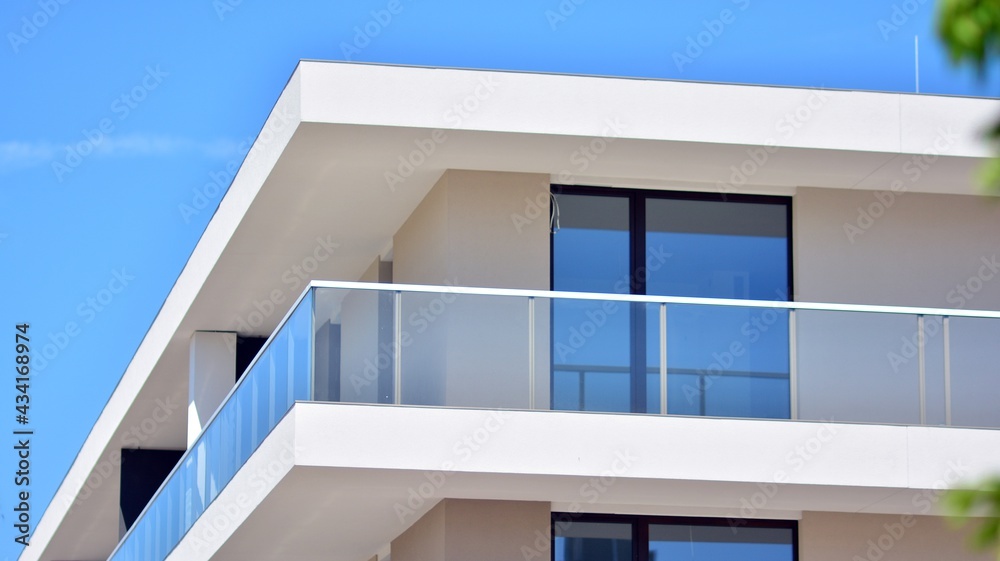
left=23, top=66, right=305, bottom=561
left=296, top=60, right=998, bottom=159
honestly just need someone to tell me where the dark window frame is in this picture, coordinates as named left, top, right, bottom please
left=550, top=512, right=799, bottom=561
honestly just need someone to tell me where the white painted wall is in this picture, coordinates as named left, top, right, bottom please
left=188, top=331, right=236, bottom=447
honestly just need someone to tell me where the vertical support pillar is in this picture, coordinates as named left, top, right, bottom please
left=918, top=315, right=927, bottom=425
left=394, top=291, right=403, bottom=405
left=944, top=316, right=952, bottom=426
left=188, top=331, right=236, bottom=447
left=789, top=310, right=798, bottom=420
left=528, top=297, right=536, bottom=410
left=659, top=303, right=668, bottom=415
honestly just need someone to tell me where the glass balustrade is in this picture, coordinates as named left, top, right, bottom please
left=109, top=290, right=313, bottom=561
left=109, top=281, right=1000, bottom=561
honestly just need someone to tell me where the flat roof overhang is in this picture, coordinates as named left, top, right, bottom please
left=27, top=61, right=1000, bottom=561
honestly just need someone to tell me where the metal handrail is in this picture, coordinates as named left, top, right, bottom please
left=309, top=280, right=1000, bottom=319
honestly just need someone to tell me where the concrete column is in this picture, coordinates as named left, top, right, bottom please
left=391, top=499, right=551, bottom=561
left=188, top=331, right=236, bottom=447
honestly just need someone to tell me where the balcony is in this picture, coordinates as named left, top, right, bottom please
left=108, top=281, right=1000, bottom=561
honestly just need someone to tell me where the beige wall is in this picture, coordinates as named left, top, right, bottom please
left=795, top=187, right=1000, bottom=309
left=800, top=511, right=992, bottom=561
left=393, top=169, right=550, bottom=290
left=394, top=507, right=993, bottom=561
left=392, top=500, right=446, bottom=561
left=392, top=499, right=551, bottom=561
left=391, top=170, right=551, bottom=408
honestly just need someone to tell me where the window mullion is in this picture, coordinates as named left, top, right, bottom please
left=634, top=519, right=649, bottom=561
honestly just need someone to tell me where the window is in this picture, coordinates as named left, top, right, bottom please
left=551, top=186, right=791, bottom=418
left=553, top=514, right=797, bottom=561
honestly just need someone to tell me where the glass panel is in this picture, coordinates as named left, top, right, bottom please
left=533, top=297, right=553, bottom=411
left=253, top=355, right=267, bottom=448
left=291, top=289, right=314, bottom=402
left=553, top=194, right=630, bottom=294
left=552, top=194, right=633, bottom=412
left=649, top=524, right=794, bottom=561
left=401, top=291, right=530, bottom=408
left=271, top=327, right=289, bottom=421
left=218, top=405, right=235, bottom=489
left=950, top=317, right=1000, bottom=428
left=152, top=501, right=162, bottom=560
left=797, top=311, right=920, bottom=424
left=235, top=373, right=253, bottom=465
left=551, top=298, right=633, bottom=412
left=314, top=287, right=388, bottom=404
left=922, top=315, right=947, bottom=426
left=645, top=198, right=789, bottom=301
left=647, top=302, right=663, bottom=414
left=647, top=197, right=791, bottom=419
left=554, top=521, right=632, bottom=561
left=667, top=304, right=789, bottom=419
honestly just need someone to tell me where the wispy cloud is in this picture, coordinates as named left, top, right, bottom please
left=0, top=141, right=57, bottom=169
left=0, top=134, right=244, bottom=172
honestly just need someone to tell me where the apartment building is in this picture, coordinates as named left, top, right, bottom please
left=23, top=60, right=1000, bottom=561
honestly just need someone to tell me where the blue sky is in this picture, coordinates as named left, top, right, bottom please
left=0, top=1, right=996, bottom=559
